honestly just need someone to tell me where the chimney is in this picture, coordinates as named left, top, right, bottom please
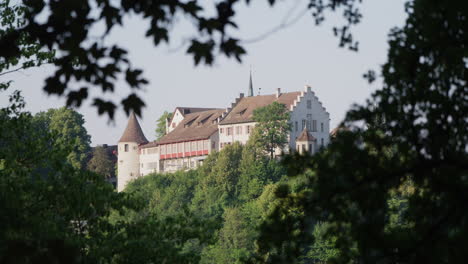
left=276, top=88, right=281, bottom=98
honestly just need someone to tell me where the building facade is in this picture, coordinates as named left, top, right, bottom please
left=117, top=85, right=330, bottom=191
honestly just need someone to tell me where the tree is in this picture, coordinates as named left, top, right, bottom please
left=87, top=146, right=114, bottom=178
left=155, top=111, right=173, bottom=140
left=0, top=91, right=212, bottom=264
left=34, top=107, right=91, bottom=170
left=0, top=1, right=54, bottom=91
left=254, top=1, right=468, bottom=263
left=252, top=102, right=291, bottom=159
left=0, top=0, right=363, bottom=118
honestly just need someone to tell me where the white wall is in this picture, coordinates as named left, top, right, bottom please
left=289, top=86, right=330, bottom=151
left=218, top=122, right=256, bottom=148
left=167, top=109, right=185, bottom=133
left=140, top=146, right=160, bottom=176
left=117, top=142, right=140, bottom=192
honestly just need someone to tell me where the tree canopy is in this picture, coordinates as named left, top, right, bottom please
left=0, top=0, right=363, bottom=119
left=254, top=1, right=468, bottom=263
left=155, top=111, right=173, bottom=140
left=87, top=145, right=115, bottom=178
left=33, top=107, right=91, bottom=170
left=252, top=101, right=291, bottom=159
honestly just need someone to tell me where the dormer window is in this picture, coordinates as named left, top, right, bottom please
left=237, top=108, right=247, bottom=115
left=199, top=114, right=213, bottom=125
left=184, top=116, right=198, bottom=127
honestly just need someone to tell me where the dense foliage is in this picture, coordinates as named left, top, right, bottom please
left=87, top=146, right=115, bottom=178
left=254, top=1, right=468, bottom=263
left=0, top=91, right=216, bottom=263
left=33, top=107, right=91, bottom=170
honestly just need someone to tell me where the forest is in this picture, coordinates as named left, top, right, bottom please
left=1, top=0, right=467, bottom=263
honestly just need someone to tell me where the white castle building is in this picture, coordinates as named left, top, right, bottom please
left=117, top=84, right=330, bottom=192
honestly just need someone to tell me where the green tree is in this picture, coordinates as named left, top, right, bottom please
left=0, top=1, right=54, bottom=92
left=155, top=111, right=173, bottom=140
left=0, top=91, right=210, bottom=264
left=252, top=102, right=291, bottom=159
left=34, top=107, right=91, bottom=170
left=191, top=142, right=244, bottom=219
left=0, top=0, right=363, bottom=118
left=254, top=1, right=468, bottom=263
left=87, top=146, right=114, bottom=178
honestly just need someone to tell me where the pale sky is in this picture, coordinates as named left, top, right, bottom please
left=0, top=0, right=407, bottom=146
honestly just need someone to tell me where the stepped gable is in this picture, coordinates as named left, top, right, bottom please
left=219, top=91, right=301, bottom=125
left=297, top=128, right=316, bottom=142
left=118, top=111, right=148, bottom=144
left=154, top=109, right=224, bottom=145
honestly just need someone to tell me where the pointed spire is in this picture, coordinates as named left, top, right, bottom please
left=248, top=66, right=254, bottom=97
left=118, top=111, right=148, bottom=144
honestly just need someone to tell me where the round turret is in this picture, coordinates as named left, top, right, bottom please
left=117, top=112, right=148, bottom=192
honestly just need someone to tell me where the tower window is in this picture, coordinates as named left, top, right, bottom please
left=124, top=144, right=129, bottom=152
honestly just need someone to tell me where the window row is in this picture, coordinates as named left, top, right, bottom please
left=160, top=140, right=210, bottom=155
left=293, top=120, right=325, bottom=132
left=220, top=125, right=252, bottom=135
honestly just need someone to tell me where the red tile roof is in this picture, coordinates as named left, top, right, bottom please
left=219, top=92, right=301, bottom=125
left=142, top=109, right=224, bottom=147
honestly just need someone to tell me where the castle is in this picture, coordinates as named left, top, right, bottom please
left=117, top=84, right=330, bottom=192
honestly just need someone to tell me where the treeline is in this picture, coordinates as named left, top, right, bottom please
left=122, top=140, right=338, bottom=263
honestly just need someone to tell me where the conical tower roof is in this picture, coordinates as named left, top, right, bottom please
left=296, top=127, right=316, bottom=142
left=118, top=112, right=148, bottom=144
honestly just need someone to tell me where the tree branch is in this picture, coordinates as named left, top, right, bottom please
left=0, top=62, right=53, bottom=77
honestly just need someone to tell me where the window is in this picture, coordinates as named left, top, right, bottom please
left=295, top=121, right=298, bottom=132
left=302, top=120, right=306, bottom=130
left=309, top=144, right=313, bottom=154
left=235, top=126, right=240, bottom=135
left=307, top=114, right=312, bottom=130
left=302, top=144, right=306, bottom=153
left=211, top=141, right=216, bottom=149
left=246, top=125, right=251, bottom=134
left=312, top=120, right=317, bottom=132
left=321, top=138, right=324, bottom=146
left=307, top=100, right=312, bottom=109
left=321, top=122, right=324, bottom=132
left=227, top=127, right=232, bottom=135
left=220, top=128, right=224, bottom=133
left=124, top=144, right=129, bottom=152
